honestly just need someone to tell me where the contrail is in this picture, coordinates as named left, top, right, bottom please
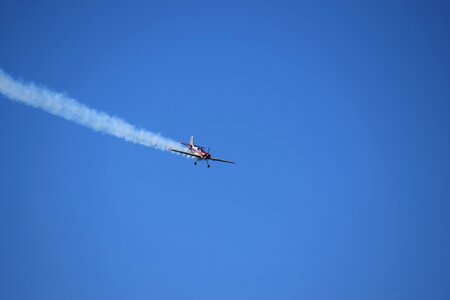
left=0, top=69, right=186, bottom=154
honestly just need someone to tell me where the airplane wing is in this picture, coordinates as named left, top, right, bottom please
left=169, top=148, right=202, bottom=158
left=210, top=157, right=236, bottom=164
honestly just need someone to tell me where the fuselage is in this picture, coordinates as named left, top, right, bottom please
left=187, top=144, right=211, bottom=159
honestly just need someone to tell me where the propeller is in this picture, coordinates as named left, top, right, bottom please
left=207, top=147, right=210, bottom=153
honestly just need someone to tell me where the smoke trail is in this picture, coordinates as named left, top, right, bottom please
left=0, top=69, right=185, bottom=154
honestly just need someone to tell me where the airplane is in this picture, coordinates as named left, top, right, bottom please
left=169, top=136, right=235, bottom=168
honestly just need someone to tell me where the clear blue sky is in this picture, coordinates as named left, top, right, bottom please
left=1, top=1, right=449, bottom=299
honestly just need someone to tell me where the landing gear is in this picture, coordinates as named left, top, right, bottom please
left=194, top=159, right=210, bottom=168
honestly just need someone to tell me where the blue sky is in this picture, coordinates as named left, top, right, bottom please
left=1, top=1, right=449, bottom=299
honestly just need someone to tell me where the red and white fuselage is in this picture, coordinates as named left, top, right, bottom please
left=184, top=136, right=211, bottom=159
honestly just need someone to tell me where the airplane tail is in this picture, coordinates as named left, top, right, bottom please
left=190, top=136, right=194, bottom=146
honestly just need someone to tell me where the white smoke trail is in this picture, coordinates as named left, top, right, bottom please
left=0, top=69, right=186, bottom=154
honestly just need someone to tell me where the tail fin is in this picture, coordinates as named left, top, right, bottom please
left=190, top=136, right=194, bottom=146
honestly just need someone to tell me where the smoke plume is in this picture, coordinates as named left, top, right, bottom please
left=0, top=69, right=185, bottom=154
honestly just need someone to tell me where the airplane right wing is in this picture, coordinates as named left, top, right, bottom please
left=169, top=148, right=201, bottom=158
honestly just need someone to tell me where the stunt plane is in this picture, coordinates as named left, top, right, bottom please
left=170, top=136, right=235, bottom=168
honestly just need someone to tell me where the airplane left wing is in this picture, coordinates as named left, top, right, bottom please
left=210, top=157, right=236, bottom=164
